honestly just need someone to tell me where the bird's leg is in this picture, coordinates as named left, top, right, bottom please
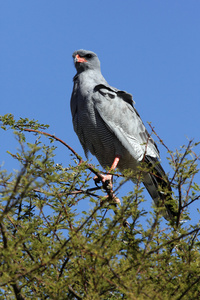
left=94, top=155, right=121, bottom=206
left=102, top=155, right=121, bottom=183
left=94, top=155, right=121, bottom=188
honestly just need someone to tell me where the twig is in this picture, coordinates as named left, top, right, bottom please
left=176, top=275, right=200, bottom=300
left=12, top=283, right=26, bottom=300
left=23, top=128, right=111, bottom=184
left=147, top=227, right=200, bottom=256
left=170, top=140, right=193, bottom=184
left=24, top=128, right=82, bottom=162
left=68, top=285, right=83, bottom=300
left=148, top=123, right=175, bottom=164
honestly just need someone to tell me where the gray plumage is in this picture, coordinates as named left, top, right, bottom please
left=70, top=49, right=176, bottom=220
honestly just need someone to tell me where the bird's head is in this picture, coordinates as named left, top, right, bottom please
left=72, top=50, right=101, bottom=73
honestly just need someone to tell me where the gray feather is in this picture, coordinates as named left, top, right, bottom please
left=70, top=49, right=177, bottom=221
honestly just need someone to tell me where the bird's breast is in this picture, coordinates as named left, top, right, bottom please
left=72, top=75, right=139, bottom=170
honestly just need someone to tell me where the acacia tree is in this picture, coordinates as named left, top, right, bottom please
left=0, top=114, right=200, bottom=300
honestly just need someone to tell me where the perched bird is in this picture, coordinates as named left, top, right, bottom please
left=70, top=49, right=177, bottom=221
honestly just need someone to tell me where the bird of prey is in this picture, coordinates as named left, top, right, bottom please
left=70, top=49, right=177, bottom=221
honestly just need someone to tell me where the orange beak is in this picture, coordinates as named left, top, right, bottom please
left=75, top=54, right=87, bottom=63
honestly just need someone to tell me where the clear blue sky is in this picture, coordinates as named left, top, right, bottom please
left=1, top=1, right=200, bottom=224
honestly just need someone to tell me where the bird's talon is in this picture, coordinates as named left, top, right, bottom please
left=113, top=197, right=121, bottom=205
left=93, top=174, right=113, bottom=190
left=93, top=175, right=101, bottom=186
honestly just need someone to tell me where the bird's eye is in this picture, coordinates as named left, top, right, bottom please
left=85, top=54, right=92, bottom=59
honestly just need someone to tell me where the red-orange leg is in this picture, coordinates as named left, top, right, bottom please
left=110, top=155, right=120, bottom=171
left=94, top=155, right=121, bottom=186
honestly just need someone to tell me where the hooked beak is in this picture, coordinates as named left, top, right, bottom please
left=75, top=54, right=87, bottom=63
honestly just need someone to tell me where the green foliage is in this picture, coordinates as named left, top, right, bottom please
left=0, top=114, right=200, bottom=299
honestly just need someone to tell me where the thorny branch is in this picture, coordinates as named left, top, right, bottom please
left=0, top=116, right=200, bottom=298
left=147, top=227, right=200, bottom=256
left=148, top=122, right=176, bottom=165
left=23, top=128, right=129, bottom=227
left=11, top=283, right=26, bottom=300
